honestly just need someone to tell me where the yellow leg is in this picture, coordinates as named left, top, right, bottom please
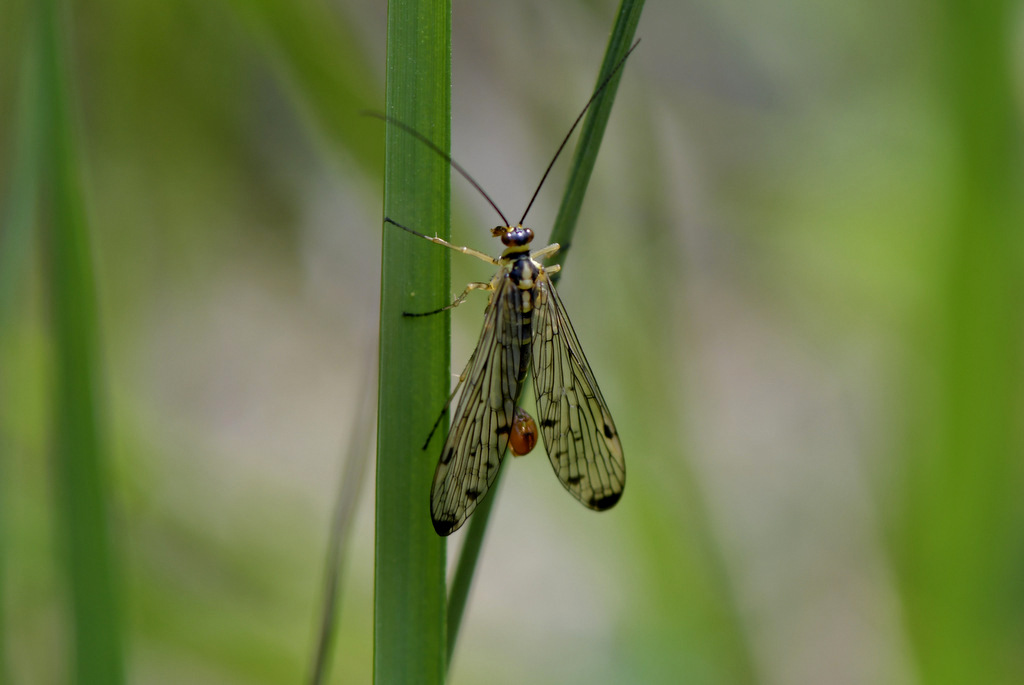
left=404, top=281, right=493, bottom=317
left=531, top=242, right=561, bottom=261
left=385, top=217, right=499, bottom=265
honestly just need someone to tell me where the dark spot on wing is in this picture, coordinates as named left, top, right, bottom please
left=590, top=492, right=622, bottom=510
left=541, top=418, right=556, bottom=428
left=604, top=423, right=615, bottom=439
left=465, top=488, right=481, bottom=501
left=441, top=448, right=454, bottom=465
left=433, top=516, right=457, bottom=536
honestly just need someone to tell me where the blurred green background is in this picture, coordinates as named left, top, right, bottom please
left=2, top=0, right=1022, bottom=684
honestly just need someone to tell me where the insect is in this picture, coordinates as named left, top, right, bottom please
left=380, top=41, right=637, bottom=536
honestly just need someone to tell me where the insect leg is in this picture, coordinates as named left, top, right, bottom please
left=531, top=242, right=561, bottom=261
left=403, top=281, right=492, bottom=317
left=421, top=379, right=461, bottom=450
left=384, top=217, right=499, bottom=265
left=420, top=338, right=481, bottom=450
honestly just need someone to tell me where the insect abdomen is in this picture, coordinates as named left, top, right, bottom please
left=509, top=257, right=541, bottom=384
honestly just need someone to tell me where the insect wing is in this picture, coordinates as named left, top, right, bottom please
left=430, top=273, right=527, bottom=535
left=532, top=271, right=625, bottom=510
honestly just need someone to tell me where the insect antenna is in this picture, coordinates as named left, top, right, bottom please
left=362, top=111, right=511, bottom=227
left=517, top=38, right=641, bottom=226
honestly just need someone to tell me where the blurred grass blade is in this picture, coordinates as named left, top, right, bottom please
left=36, top=1, right=126, bottom=684
left=445, top=0, right=645, bottom=665
left=0, top=26, right=47, bottom=685
left=548, top=0, right=645, bottom=270
left=375, top=0, right=450, bottom=682
left=308, top=348, right=377, bottom=685
left=0, top=34, right=42, bottom=322
left=218, top=0, right=383, bottom=175
left=444, top=416, right=508, bottom=666
left=897, top=1, right=1024, bottom=683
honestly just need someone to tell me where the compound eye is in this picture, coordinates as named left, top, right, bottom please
left=509, top=227, right=532, bottom=246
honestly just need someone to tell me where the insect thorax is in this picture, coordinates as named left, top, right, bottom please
left=507, top=254, right=541, bottom=292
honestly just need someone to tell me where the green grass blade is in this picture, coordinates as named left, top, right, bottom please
left=548, top=0, right=645, bottom=269
left=375, top=0, right=450, bottom=683
left=0, top=27, right=47, bottom=685
left=445, top=0, right=645, bottom=664
left=897, top=1, right=1024, bottom=683
left=36, top=1, right=126, bottom=683
left=0, top=37, right=41, bottom=324
left=443, top=414, right=509, bottom=666
left=218, top=0, right=383, bottom=175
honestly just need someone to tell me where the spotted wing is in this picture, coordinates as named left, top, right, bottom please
left=430, top=272, right=527, bottom=536
left=532, top=270, right=625, bottom=510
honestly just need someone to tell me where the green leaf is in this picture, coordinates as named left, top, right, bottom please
left=35, top=1, right=126, bottom=683
left=896, top=1, right=1024, bottom=683
left=374, top=0, right=451, bottom=683
left=548, top=0, right=646, bottom=268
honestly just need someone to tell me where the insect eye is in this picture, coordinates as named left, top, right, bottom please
left=509, top=227, right=532, bottom=246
